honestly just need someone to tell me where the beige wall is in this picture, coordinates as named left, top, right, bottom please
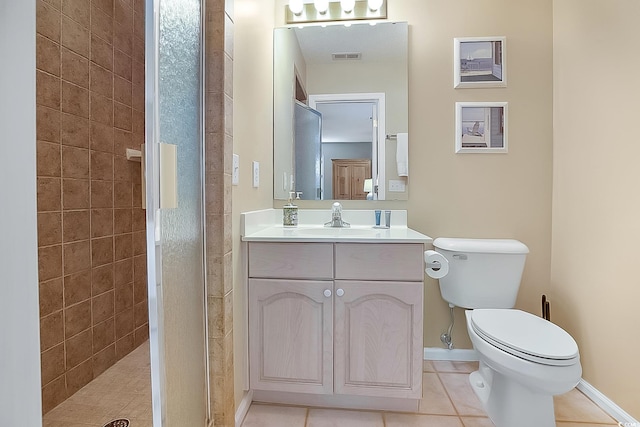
left=552, top=0, right=640, bottom=419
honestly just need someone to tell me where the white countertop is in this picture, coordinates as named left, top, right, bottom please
left=241, top=209, right=432, bottom=244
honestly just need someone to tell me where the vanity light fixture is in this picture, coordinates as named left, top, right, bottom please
left=314, top=0, right=329, bottom=14
left=285, top=0, right=387, bottom=25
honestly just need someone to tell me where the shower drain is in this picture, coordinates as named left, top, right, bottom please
left=102, top=419, right=130, bottom=427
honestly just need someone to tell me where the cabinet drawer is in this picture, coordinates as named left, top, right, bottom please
left=249, top=242, right=334, bottom=279
left=335, top=243, right=424, bottom=281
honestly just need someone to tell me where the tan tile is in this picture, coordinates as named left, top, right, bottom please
left=38, top=244, right=63, bottom=282
left=91, top=33, right=113, bottom=71
left=63, top=210, right=90, bottom=242
left=114, top=156, right=131, bottom=181
left=115, top=307, right=134, bottom=338
left=40, top=278, right=64, bottom=317
left=114, top=50, right=132, bottom=81
left=91, top=121, right=114, bottom=152
left=554, top=389, right=617, bottom=424
left=134, top=301, right=148, bottom=327
left=132, top=82, right=144, bottom=111
left=93, top=317, right=115, bottom=353
left=242, top=404, right=307, bottom=427
left=423, top=360, right=436, bottom=372
left=461, top=417, right=495, bottom=427
left=90, top=63, right=114, bottom=99
left=133, top=277, right=146, bottom=305
left=41, top=343, right=66, bottom=385
left=439, top=372, right=486, bottom=416
left=91, top=3, right=113, bottom=44
left=384, top=413, right=463, bottom=427
left=114, top=102, right=132, bottom=131
left=37, top=140, right=62, bottom=177
left=91, top=180, right=114, bottom=208
left=133, top=0, right=143, bottom=14
left=114, top=128, right=132, bottom=154
left=92, top=236, right=114, bottom=266
left=37, top=70, right=61, bottom=109
left=41, top=0, right=61, bottom=10
left=93, top=0, right=114, bottom=17
left=114, top=208, right=132, bottom=234
left=62, top=0, right=90, bottom=28
left=37, top=34, right=61, bottom=76
left=132, top=207, right=145, bottom=231
left=114, top=181, right=133, bottom=207
left=41, top=375, right=67, bottom=414
left=92, top=263, right=115, bottom=295
left=116, top=333, right=135, bottom=359
left=115, top=258, right=133, bottom=286
left=37, top=1, right=61, bottom=42
left=115, top=281, right=134, bottom=312
left=93, top=344, right=116, bottom=376
left=90, top=92, right=114, bottom=126
left=91, top=208, right=114, bottom=238
left=133, top=255, right=146, bottom=282
left=419, top=372, right=457, bottom=415
left=92, top=290, right=115, bottom=325
left=62, top=81, right=89, bottom=118
left=307, top=408, right=383, bottom=427
left=132, top=108, right=144, bottom=135
left=62, top=113, right=90, bottom=148
left=63, top=269, right=92, bottom=306
left=41, top=310, right=64, bottom=351
left=91, top=150, right=114, bottom=181
left=63, top=178, right=90, bottom=209
left=114, top=233, right=133, bottom=262
left=133, top=21, right=144, bottom=58
left=62, top=145, right=89, bottom=179
left=65, top=300, right=92, bottom=337
left=61, top=15, right=89, bottom=57
left=38, top=105, right=61, bottom=143
left=64, top=240, right=91, bottom=274
left=38, top=211, right=63, bottom=246
left=61, top=47, right=89, bottom=88
left=66, top=358, right=93, bottom=395
left=114, top=24, right=133, bottom=56
left=114, top=76, right=132, bottom=106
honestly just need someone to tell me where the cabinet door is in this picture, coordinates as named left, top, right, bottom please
left=249, top=278, right=333, bottom=394
left=334, top=280, right=423, bottom=398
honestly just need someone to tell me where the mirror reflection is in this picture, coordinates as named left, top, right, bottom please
left=273, top=21, right=408, bottom=200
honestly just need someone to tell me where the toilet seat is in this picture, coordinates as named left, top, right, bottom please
left=470, top=309, right=579, bottom=366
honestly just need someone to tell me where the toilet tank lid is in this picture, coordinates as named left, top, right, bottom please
left=433, top=238, right=529, bottom=254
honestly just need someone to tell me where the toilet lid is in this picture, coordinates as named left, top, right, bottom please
left=470, top=309, right=579, bottom=366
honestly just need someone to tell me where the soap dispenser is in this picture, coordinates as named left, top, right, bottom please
left=283, top=192, right=298, bottom=227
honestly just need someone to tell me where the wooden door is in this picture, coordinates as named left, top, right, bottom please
left=333, top=280, right=423, bottom=399
left=249, top=278, right=334, bottom=394
left=332, top=159, right=371, bottom=200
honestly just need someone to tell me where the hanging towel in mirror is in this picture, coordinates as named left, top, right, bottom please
left=396, top=132, right=409, bottom=176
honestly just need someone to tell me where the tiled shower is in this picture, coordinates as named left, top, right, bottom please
left=35, top=0, right=148, bottom=414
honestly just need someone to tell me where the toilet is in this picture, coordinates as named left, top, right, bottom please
left=430, top=237, right=582, bottom=427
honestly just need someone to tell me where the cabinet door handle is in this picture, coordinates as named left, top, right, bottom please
left=336, top=288, right=345, bottom=297
left=323, top=289, right=332, bottom=298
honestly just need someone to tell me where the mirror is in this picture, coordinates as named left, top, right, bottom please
left=273, top=21, right=408, bottom=200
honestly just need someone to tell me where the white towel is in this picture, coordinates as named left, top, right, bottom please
left=396, top=133, right=409, bottom=177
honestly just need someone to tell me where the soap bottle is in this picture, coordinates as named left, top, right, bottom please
left=283, top=192, right=298, bottom=227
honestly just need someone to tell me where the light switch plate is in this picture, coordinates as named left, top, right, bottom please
left=388, top=179, right=406, bottom=192
left=252, top=161, right=260, bottom=188
left=232, top=154, right=239, bottom=185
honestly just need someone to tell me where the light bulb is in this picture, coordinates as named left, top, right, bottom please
left=368, top=0, right=383, bottom=11
left=314, top=0, right=329, bottom=14
left=289, top=0, right=304, bottom=15
left=340, top=0, right=355, bottom=13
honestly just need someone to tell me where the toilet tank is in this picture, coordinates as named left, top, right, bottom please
left=433, top=238, right=529, bottom=309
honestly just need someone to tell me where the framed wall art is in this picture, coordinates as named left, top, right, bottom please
left=455, top=102, right=508, bottom=153
left=454, top=37, right=506, bottom=88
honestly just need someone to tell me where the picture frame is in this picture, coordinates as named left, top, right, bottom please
left=455, top=102, right=508, bottom=153
left=454, top=36, right=506, bottom=88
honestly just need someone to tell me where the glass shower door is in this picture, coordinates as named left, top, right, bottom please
left=145, top=0, right=208, bottom=425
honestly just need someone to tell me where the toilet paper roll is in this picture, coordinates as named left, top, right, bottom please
left=424, top=250, right=449, bottom=279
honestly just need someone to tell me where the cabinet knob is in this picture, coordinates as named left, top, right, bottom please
left=336, top=288, right=345, bottom=297
left=323, top=289, right=332, bottom=298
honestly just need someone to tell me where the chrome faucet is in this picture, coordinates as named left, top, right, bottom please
left=324, top=202, right=350, bottom=228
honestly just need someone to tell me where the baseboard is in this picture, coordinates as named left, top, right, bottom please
left=235, top=389, right=253, bottom=427
left=577, top=379, right=639, bottom=424
left=424, top=347, right=479, bottom=361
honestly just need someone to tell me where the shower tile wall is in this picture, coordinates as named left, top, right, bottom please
left=35, top=0, right=147, bottom=414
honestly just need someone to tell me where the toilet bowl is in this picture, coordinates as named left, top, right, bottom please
left=465, top=309, right=581, bottom=427
left=428, top=238, right=582, bottom=427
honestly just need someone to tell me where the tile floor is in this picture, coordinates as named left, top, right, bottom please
left=42, top=341, right=152, bottom=427
left=42, top=343, right=618, bottom=427
left=241, top=360, right=619, bottom=427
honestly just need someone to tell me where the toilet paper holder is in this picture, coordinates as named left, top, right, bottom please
left=426, top=260, right=443, bottom=269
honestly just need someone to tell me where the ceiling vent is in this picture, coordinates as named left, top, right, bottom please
left=332, top=52, right=362, bottom=61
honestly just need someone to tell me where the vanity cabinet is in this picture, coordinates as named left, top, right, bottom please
left=248, top=241, right=424, bottom=405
